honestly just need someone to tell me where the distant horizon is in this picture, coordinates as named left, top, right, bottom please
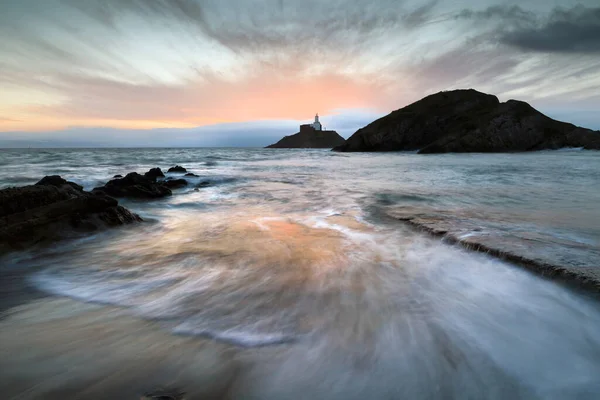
left=1, top=92, right=599, bottom=148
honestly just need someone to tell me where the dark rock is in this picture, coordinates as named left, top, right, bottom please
left=113, top=174, right=123, bottom=178
left=0, top=177, right=141, bottom=251
left=167, top=165, right=187, bottom=173
left=267, top=126, right=346, bottom=149
left=141, top=388, right=185, bottom=400
left=333, top=89, right=600, bottom=153
left=93, top=172, right=172, bottom=199
left=144, top=167, right=165, bottom=181
left=196, top=180, right=211, bottom=188
left=184, top=173, right=199, bottom=177
left=387, top=207, right=600, bottom=292
left=163, top=179, right=188, bottom=189
left=36, top=175, right=83, bottom=191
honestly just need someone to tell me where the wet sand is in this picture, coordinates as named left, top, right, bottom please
left=0, top=298, right=241, bottom=399
left=0, top=296, right=535, bottom=400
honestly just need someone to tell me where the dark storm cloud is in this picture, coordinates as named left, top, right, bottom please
left=459, top=5, right=600, bottom=54
left=502, top=6, right=600, bottom=53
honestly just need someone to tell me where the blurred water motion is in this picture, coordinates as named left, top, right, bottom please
left=1, top=148, right=600, bottom=399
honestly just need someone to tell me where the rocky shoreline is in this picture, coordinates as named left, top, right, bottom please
left=0, top=165, right=208, bottom=253
left=388, top=210, right=600, bottom=293
left=2, top=161, right=599, bottom=297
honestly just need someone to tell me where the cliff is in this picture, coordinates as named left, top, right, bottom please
left=333, top=89, right=600, bottom=153
left=266, top=127, right=346, bottom=149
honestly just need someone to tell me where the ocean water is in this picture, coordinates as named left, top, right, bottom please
left=2, top=148, right=600, bottom=398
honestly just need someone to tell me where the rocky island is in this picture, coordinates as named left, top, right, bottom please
left=333, top=89, right=600, bottom=153
left=266, top=114, right=346, bottom=149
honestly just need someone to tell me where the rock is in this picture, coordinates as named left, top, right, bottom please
left=387, top=207, right=600, bottom=292
left=113, top=174, right=123, bottom=178
left=196, top=180, right=211, bottom=188
left=93, top=172, right=172, bottom=199
left=163, top=178, right=188, bottom=189
left=168, top=165, right=187, bottom=173
left=0, top=177, right=141, bottom=251
left=141, top=388, right=185, bottom=400
left=184, top=173, right=199, bottom=177
left=266, top=126, right=346, bottom=149
left=144, top=168, right=165, bottom=181
left=333, top=89, right=600, bottom=153
left=35, top=175, right=83, bottom=191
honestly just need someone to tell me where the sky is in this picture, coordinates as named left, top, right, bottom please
left=0, top=0, right=599, bottom=147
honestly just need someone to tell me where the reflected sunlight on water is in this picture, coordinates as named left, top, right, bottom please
left=2, top=148, right=600, bottom=398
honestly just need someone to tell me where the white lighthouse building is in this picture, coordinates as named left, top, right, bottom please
left=311, top=114, right=322, bottom=131
left=299, top=113, right=325, bottom=133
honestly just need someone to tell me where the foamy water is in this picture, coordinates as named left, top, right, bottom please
left=2, top=148, right=600, bottom=398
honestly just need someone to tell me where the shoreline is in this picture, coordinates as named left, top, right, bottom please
left=0, top=258, right=48, bottom=319
left=0, top=297, right=243, bottom=399
left=390, top=215, right=600, bottom=295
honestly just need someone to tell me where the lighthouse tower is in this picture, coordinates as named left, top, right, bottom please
left=311, top=113, right=322, bottom=131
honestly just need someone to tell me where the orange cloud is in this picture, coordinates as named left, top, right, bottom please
left=8, top=69, right=393, bottom=131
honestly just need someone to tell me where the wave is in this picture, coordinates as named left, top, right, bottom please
left=556, top=147, right=585, bottom=152
left=172, top=323, right=297, bottom=347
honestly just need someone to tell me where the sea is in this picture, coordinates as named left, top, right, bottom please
left=1, top=147, right=600, bottom=399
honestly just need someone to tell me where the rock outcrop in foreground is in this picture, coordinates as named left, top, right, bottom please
left=0, top=176, right=141, bottom=251
left=333, top=89, right=600, bottom=153
left=93, top=172, right=173, bottom=199
left=267, top=127, right=346, bottom=149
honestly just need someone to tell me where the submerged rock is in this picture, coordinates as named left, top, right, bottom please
left=334, top=89, right=600, bottom=153
left=144, top=167, right=165, bottom=181
left=0, top=176, right=141, bottom=251
left=184, top=172, right=199, bottom=177
left=387, top=207, right=600, bottom=292
left=93, top=172, right=172, bottom=199
left=163, top=178, right=188, bottom=189
left=168, top=165, right=187, bottom=173
left=141, top=388, right=185, bottom=400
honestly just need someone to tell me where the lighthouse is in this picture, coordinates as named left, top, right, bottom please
left=311, top=113, right=322, bottom=131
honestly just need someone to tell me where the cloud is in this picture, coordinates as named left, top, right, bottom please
left=0, top=112, right=376, bottom=148
left=64, top=0, right=441, bottom=57
left=15, top=67, right=386, bottom=127
left=501, top=6, right=600, bottom=53
left=458, top=5, right=600, bottom=54
left=456, top=5, right=535, bottom=25
left=1, top=0, right=600, bottom=141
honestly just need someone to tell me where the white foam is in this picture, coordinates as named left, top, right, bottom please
left=172, top=323, right=296, bottom=347
left=556, top=147, right=585, bottom=152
